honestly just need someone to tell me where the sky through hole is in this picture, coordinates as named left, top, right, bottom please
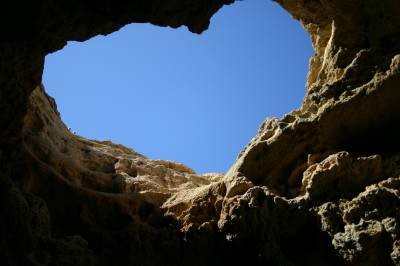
left=43, top=1, right=313, bottom=174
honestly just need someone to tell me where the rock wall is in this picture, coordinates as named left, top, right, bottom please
left=1, top=0, right=399, bottom=265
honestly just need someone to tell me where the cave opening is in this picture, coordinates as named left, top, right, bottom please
left=42, top=0, right=313, bottom=174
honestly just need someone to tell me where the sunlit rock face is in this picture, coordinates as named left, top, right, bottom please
left=1, top=0, right=400, bottom=265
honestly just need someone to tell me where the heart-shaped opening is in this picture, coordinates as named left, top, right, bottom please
left=43, top=1, right=313, bottom=174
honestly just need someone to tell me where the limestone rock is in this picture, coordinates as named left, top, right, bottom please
left=1, top=0, right=400, bottom=265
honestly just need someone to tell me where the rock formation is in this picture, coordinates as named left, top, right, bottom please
left=1, top=0, right=399, bottom=265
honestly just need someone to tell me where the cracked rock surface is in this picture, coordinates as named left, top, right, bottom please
left=1, top=0, right=400, bottom=265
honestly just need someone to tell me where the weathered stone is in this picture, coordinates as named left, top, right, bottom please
left=1, top=0, right=400, bottom=265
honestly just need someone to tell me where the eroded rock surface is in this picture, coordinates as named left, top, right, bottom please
left=1, top=0, right=400, bottom=265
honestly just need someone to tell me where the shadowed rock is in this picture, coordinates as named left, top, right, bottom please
left=1, top=0, right=400, bottom=265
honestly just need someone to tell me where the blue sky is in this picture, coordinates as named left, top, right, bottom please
left=43, top=0, right=313, bottom=174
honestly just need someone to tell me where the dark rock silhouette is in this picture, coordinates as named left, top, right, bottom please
left=1, top=0, right=399, bottom=265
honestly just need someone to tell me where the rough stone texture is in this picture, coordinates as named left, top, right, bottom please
left=1, top=0, right=400, bottom=265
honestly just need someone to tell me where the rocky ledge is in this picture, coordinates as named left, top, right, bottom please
left=1, top=0, right=400, bottom=265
